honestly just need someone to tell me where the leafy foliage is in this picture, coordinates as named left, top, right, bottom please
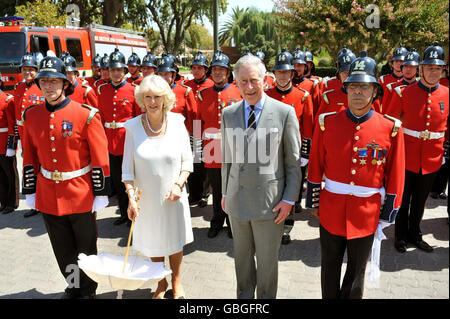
left=15, top=0, right=67, bottom=27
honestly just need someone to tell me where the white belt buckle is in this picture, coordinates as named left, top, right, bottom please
left=51, top=171, right=63, bottom=181
left=419, top=130, right=430, bottom=140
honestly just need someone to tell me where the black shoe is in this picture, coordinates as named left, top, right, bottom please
left=189, top=198, right=199, bottom=207
left=24, top=209, right=39, bottom=218
left=281, top=234, right=291, bottom=245
left=198, top=198, right=208, bottom=208
left=1, top=207, right=14, bottom=215
left=227, top=227, right=233, bottom=238
left=77, top=293, right=96, bottom=299
left=430, top=192, right=439, bottom=199
left=113, top=216, right=128, bottom=225
left=438, top=192, right=447, bottom=200
left=394, top=240, right=407, bottom=253
left=409, top=239, right=434, bottom=252
left=207, top=227, right=220, bottom=238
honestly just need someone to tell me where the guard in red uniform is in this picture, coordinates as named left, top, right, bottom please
left=141, top=52, right=158, bottom=78
left=95, top=54, right=111, bottom=94
left=305, top=47, right=325, bottom=99
left=386, top=42, right=449, bottom=253
left=378, top=45, right=407, bottom=94
left=126, top=53, right=143, bottom=85
left=98, top=48, right=141, bottom=226
left=62, top=53, right=98, bottom=108
left=198, top=50, right=241, bottom=239
left=316, top=47, right=356, bottom=120
left=291, top=48, right=321, bottom=117
left=266, top=49, right=314, bottom=244
left=157, top=54, right=197, bottom=135
left=22, top=56, right=111, bottom=299
left=83, top=54, right=102, bottom=91
left=306, top=52, right=405, bottom=299
left=0, top=79, right=19, bottom=215
left=255, top=51, right=275, bottom=90
left=13, top=53, right=44, bottom=218
left=381, top=49, right=419, bottom=114
left=182, top=51, right=214, bottom=207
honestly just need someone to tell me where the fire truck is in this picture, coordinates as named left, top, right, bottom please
left=0, top=16, right=149, bottom=90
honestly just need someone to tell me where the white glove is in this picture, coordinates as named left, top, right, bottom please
left=92, top=196, right=109, bottom=213
left=25, top=194, right=36, bottom=210
left=6, top=149, right=16, bottom=157
left=300, top=157, right=309, bottom=167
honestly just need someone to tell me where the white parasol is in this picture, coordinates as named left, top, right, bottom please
left=78, top=188, right=172, bottom=297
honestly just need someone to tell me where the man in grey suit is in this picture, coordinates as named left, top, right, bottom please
left=220, top=55, right=301, bottom=299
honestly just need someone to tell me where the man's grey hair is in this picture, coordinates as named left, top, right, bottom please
left=234, top=55, right=266, bottom=80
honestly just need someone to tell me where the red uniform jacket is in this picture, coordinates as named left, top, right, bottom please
left=292, top=77, right=321, bottom=118
left=0, top=91, right=15, bottom=154
left=386, top=81, right=449, bottom=174
left=306, top=74, right=324, bottom=100
left=83, top=75, right=101, bottom=93
left=182, top=78, right=214, bottom=103
left=306, top=108, right=405, bottom=239
left=316, top=87, right=348, bottom=123
left=264, top=74, right=275, bottom=91
left=171, top=83, right=198, bottom=135
left=98, top=81, right=141, bottom=156
left=322, top=77, right=341, bottom=91
left=21, top=98, right=111, bottom=215
left=95, top=79, right=109, bottom=94
left=13, top=81, right=44, bottom=140
left=266, top=85, right=314, bottom=159
left=126, top=74, right=143, bottom=85
left=198, top=83, right=242, bottom=168
left=439, top=77, right=449, bottom=87
left=379, top=72, right=403, bottom=97
left=381, top=79, right=416, bottom=114
left=68, top=81, right=98, bottom=109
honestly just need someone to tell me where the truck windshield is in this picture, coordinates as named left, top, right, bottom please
left=0, top=32, right=25, bottom=63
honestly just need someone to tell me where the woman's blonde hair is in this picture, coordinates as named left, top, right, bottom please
left=134, top=74, right=176, bottom=114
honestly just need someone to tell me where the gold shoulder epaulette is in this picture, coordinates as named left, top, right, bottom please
left=97, top=82, right=108, bottom=95
left=298, top=87, right=310, bottom=102
left=322, top=89, right=334, bottom=104
left=197, top=87, right=208, bottom=102
left=5, top=94, right=14, bottom=102
left=394, top=85, right=406, bottom=98
left=386, top=83, right=394, bottom=92
left=379, top=75, right=385, bottom=84
left=318, top=111, right=337, bottom=131
left=81, top=104, right=99, bottom=124
left=384, top=114, right=402, bottom=137
left=82, top=84, right=92, bottom=97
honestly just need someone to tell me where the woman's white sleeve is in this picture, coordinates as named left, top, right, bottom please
left=121, top=126, right=135, bottom=181
left=180, top=120, right=194, bottom=173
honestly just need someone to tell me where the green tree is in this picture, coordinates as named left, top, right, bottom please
left=275, top=0, right=449, bottom=63
left=186, top=23, right=213, bottom=51
left=146, top=0, right=228, bottom=54
left=219, top=7, right=288, bottom=64
left=15, top=0, right=67, bottom=26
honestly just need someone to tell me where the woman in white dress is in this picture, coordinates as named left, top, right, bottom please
left=122, top=75, right=194, bottom=299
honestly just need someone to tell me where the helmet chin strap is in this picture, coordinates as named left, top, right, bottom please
left=49, top=82, right=65, bottom=103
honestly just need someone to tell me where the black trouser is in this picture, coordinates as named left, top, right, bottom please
left=395, top=169, right=438, bottom=242
left=320, top=225, right=374, bottom=299
left=206, top=167, right=229, bottom=229
left=0, top=155, right=19, bottom=209
left=187, top=162, right=210, bottom=202
left=109, top=154, right=128, bottom=218
left=431, top=162, right=448, bottom=195
left=42, top=211, right=98, bottom=296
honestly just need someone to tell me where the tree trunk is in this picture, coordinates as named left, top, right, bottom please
left=102, top=0, right=124, bottom=27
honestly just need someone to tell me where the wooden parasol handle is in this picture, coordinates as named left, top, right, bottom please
left=122, top=188, right=142, bottom=275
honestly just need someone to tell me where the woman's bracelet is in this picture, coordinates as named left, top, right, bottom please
left=174, top=182, right=184, bottom=190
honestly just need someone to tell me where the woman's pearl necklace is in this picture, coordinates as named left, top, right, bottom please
left=146, top=112, right=166, bottom=134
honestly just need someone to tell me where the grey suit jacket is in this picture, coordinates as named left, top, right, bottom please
left=221, top=95, right=301, bottom=221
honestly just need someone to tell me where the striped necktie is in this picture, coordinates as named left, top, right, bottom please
left=247, top=105, right=257, bottom=130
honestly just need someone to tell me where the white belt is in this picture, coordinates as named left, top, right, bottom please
left=204, top=132, right=221, bottom=140
left=16, top=120, right=23, bottom=126
left=41, top=164, right=91, bottom=181
left=324, top=176, right=385, bottom=203
left=0, top=128, right=8, bottom=133
left=104, top=121, right=125, bottom=129
left=403, top=128, right=445, bottom=140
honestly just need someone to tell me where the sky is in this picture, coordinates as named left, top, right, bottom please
left=203, top=0, right=276, bottom=35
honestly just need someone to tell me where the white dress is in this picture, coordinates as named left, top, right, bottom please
left=122, top=112, right=194, bottom=257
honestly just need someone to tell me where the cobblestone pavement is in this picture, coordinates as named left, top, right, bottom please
left=0, top=155, right=448, bottom=299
